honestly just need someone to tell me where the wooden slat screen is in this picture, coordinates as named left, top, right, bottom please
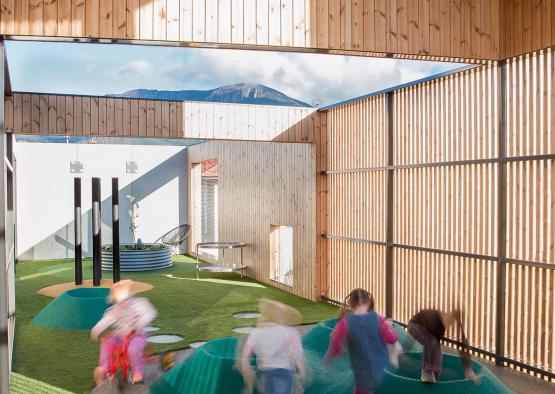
left=0, top=1, right=553, bottom=61
left=321, top=48, right=555, bottom=380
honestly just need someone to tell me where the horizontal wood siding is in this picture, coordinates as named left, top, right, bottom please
left=187, top=140, right=317, bottom=300
left=2, top=1, right=553, bottom=61
left=4, top=93, right=315, bottom=141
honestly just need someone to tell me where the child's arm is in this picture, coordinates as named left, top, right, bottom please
left=131, top=298, right=157, bottom=331
left=240, top=334, right=256, bottom=382
left=289, top=329, right=305, bottom=378
left=325, top=317, right=348, bottom=363
left=91, top=311, right=116, bottom=340
left=378, top=315, right=399, bottom=344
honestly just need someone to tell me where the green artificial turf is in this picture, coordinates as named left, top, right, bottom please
left=10, top=372, right=73, bottom=394
left=13, top=256, right=337, bottom=393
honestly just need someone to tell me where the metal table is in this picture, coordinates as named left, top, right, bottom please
left=195, top=242, right=247, bottom=278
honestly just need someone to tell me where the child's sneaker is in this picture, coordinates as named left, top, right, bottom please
left=421, top=372, right=436, bottom=383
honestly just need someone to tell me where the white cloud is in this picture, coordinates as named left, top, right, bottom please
left=112, top=59, right=152, bottom=78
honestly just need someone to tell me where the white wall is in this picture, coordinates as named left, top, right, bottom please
left=15, top=141, right=188, bottom=260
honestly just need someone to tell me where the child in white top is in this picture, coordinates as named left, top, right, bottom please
left=240, top=299, right=305, bottom=394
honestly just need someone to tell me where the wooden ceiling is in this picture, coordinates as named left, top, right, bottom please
left=0, top=1, right=552, bottom=62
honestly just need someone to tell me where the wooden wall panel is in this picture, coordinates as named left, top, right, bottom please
left=5, top=93, right=316, bottom=142
left=187, top=140, right=317, bottom=300
left=3, top=1, right=553, bottom=61
left=501, top=0, right=555, bottom=59
left=320, top=48, right=555, bottom=378
left=393, top=250, right=497, bottom=354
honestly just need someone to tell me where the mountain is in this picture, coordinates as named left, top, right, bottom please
left=107, top=83, right=312, bottom=108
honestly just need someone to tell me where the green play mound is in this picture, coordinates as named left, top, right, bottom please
left=379, top=352, right=513, bottom=393
left=32, top=288, right=110, bottom=330
left=152, top=317, right=513, bottom=394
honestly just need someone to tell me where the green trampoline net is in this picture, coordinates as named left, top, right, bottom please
left=151, top=318, right=513, bottom=394
left=32, top=288, right=111, bottom=330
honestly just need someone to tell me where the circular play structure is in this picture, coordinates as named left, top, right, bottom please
left=32, top=288, right=110, bottom=330
left=151, top=318, right=513, bottom=394
left=195, top=242, right=247, bottom=277
left=101, top=244, right=173, bottom=272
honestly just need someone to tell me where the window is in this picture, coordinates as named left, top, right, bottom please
left=270, top=225, right=294, bottom=287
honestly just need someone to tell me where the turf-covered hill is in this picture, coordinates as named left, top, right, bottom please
left=151, top=318, right=513, bottom=394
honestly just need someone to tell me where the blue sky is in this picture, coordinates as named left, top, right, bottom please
left=6, top=41, right=463, bottom=107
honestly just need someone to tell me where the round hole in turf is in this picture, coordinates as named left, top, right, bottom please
left=233, top=312, right=261, bottom=319
left=144, top=326, right=160, bottom=332
left=189, top=341, right=207, bottom=349
left=232, top=326, right=254, bottom=334
left=147, top=334, right=184, bottom=344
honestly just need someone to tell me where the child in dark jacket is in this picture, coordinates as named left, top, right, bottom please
left=326, top=288, right=399, bottom=394
left=408, top=308, right=480, bottom=385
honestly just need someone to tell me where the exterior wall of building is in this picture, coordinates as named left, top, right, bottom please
left=14, top=141, right=188, bottom=260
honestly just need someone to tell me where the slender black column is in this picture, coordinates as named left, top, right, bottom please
left=74, top=178, right=82, bottom=285
left=111, top=178, right=120, bottom=283
left=385, top=92, right=394, bottom=318
left=92, top=177, right=102, bottom=286
left=495, top=60, right=507, bottom=366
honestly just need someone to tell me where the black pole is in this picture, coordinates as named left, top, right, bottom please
left=385, top=91, right=394, bottom=318
left=92, top=177, right=102, bottom=286
left=495, top=60, right=507, bottom=366
left=74, top=177, right=82, bottom=285
left=112, top=178, right=120, bottom=283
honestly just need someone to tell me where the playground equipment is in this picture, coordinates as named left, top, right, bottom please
left=195, top=242, right=247, bottom=277
left=73, top=178, right=82, bottom=285
left=151, top=318, right=513, bottom=394
left=32, top=288, right=110, bottom=330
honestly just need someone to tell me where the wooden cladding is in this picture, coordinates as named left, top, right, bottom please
left=4, top=92, right=315, bottom=141
left=321, top=48, right=555, bottom=379
left=501, top=0, right=555, bottom=58
left=0, top=1, right=553, bottom=61
left=188, top=140, right=317, bottom=300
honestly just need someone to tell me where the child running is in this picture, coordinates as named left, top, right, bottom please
left=408, top=308, right=480, bottom=384
left=91, top=280, right=157, bottom=386
left=326, top=288, right=399, bottom=394
left=240, top=299, right=305, bottom=394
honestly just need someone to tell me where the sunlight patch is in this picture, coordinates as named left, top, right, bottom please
left=162, top=274, right=265, bottom=288
left=19, top=266, right=72, bottom=281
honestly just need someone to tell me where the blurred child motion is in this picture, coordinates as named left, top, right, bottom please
left=239, top=299, right=305, bottom=394
left=408, top=308, right=480, bottom=384
left=326, top=288, right=399, bottom=394
left=90, top=279, right=157, bottom=386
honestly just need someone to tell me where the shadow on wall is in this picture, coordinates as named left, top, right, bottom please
left=18, top=149, right=188, bottom=260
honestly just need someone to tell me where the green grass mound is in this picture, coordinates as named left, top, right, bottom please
left=380, top=352, right=513, bottom=393
left=151, top=337, right=245, bottom=394
left=32, top=288, right=110, bottom=330
left=10, top=372, right=74, bottom=394
left=152, top=318, right=512, bottom=394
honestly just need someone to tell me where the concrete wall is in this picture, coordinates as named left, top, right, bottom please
left=15, top=141, right=188, bottom=260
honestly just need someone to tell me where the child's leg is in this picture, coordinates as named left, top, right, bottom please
left=407, top=323, right=435, bottom=377
left=127, top=333, right=147, bottom=378
left=430, top=341, right=443, bottom=379
left=259, top=368, right=294, bottom=394
left=99, top=333, right=122, bottom=371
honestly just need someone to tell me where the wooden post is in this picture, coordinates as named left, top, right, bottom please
left=74, top=177, right=82, bottom=285
left=92, top=177, right=102, bottom=286
left=112, top=178, right=120, bottom=283
left=495, top=60, right=507, bottom=366
left=385, top=92, right=394, bottom=318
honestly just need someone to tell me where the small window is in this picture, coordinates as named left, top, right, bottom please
left=270, top=225, right=294, bottom=287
